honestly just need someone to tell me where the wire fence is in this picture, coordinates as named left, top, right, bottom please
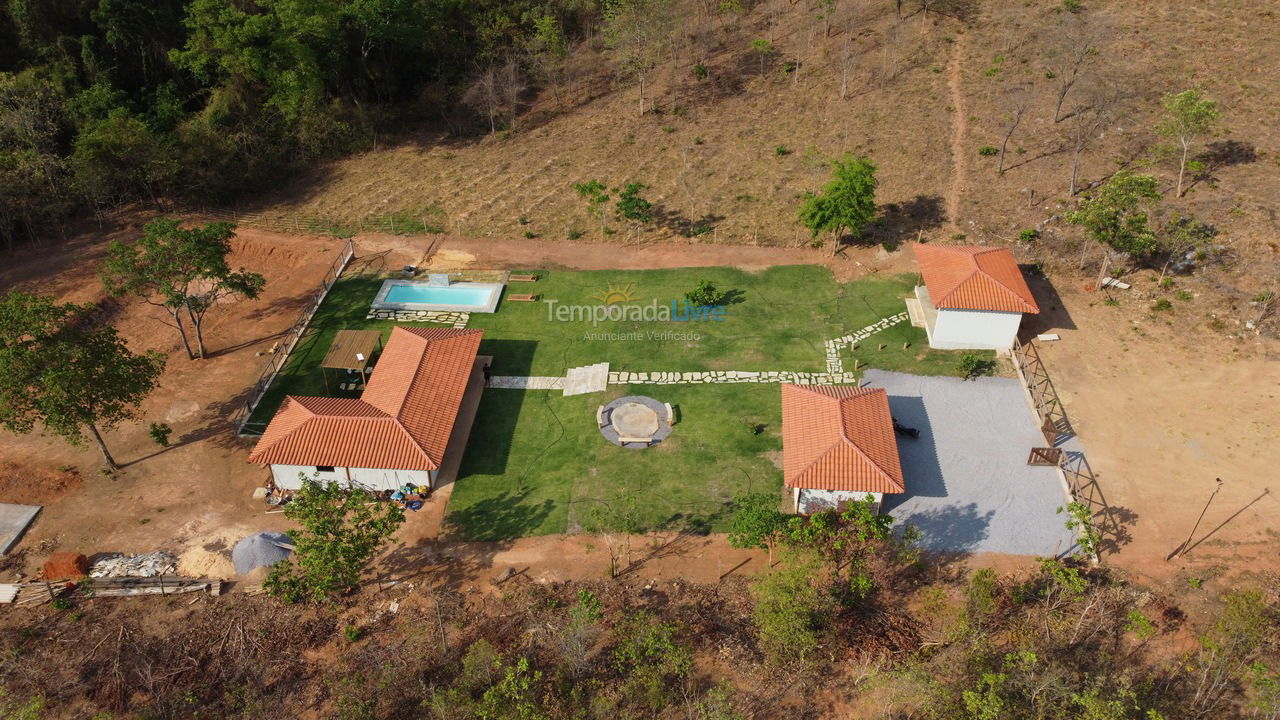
left=232, top=239, right=355, bottom=436
left=186, top=208, right=446, bottom=238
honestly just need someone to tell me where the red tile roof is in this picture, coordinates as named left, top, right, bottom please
left=248, top=327, right=482, bottom=471
left=913, top=244, right=1040, bottom=314
left=781, top=385, right=905, bottom=494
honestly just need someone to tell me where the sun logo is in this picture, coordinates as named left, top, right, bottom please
left=591, top=282, right=638, bottom=305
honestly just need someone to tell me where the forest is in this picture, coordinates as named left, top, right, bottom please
left=0, top=0, right=599, bottom=248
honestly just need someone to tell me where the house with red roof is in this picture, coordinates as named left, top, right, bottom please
left=909, top=244, right=1040, bottom=350
left=781, top=384, right=905, bottom=514
left=248, top=326, right=484, bottom=492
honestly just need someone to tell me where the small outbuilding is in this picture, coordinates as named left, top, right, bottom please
left=909, top=244, right=1039, bottom=350
left=781, top=384, right=905, bottom=514
left=248, top=326, right=483, bottom=491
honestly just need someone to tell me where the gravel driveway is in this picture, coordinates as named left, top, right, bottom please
left=862, top=370, right=1077, bottom=556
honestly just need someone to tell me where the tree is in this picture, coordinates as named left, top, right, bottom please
left=997, top=88, right=1030, bottom=175
left=779, top=497, right=895, bottom=604
left=573, top=179, right=611, bottom=236
left=797, top=153, right=878, bottom=256
left=751, top=552, right=833, bottom=665
left=101, top=218, right=263, bottom=359
left=603, top=0, right=676, bottom=117
left=1046, top=25, right=1099, bottom=123
left=462, top=60, right=525, bottom=134
left=526, top=14, right=568, bottom=109
left=265, top=477, right=405, bottom=603
left=0, top=292, right=165, bottom=469
left=727, top=492, right=786, bottom=565
left=1156, top=213, right=1215, bottom=280
left=1158, top=89, right=1220, bottom=197
left=1065, top=171, right=1161, bottom=260
left=614, top=181, right=652, bottom=239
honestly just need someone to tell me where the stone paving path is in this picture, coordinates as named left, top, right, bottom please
left=823, top=312, right=910, bottom=374
left=365, top=309, right=470, bottom=328
left=490, top=376, right=564, bottom=390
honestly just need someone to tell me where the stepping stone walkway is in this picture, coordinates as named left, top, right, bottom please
left=609, top=370, right=862, bottom=386
left=823, top=312, right=910, bottom=374
left=364, top=310, right=470, bottom=328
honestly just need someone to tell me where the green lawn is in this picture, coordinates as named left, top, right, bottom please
left=444, top=383, right=783, bottom=540
left=244, top=264, right=991, bottom=539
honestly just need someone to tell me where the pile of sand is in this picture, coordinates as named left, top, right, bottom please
left=177, top=545, right=236, bottom=579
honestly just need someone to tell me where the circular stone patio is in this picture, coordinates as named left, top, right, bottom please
left=598, top=395, right=674, bottom=449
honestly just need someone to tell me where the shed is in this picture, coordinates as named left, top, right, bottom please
left=909, top=244, right=1040, bottom=350
left=781, top=384, right=905, bottom=514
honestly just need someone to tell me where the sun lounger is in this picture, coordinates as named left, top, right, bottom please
left=507, top=294, right=538, bottom=302
left=509, top=274, right=538, bottom=282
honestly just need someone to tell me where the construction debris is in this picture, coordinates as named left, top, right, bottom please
left=90, top=552, right=178, bottom=578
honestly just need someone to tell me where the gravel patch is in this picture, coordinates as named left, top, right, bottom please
left=862, top=370, right=1077, bottom=556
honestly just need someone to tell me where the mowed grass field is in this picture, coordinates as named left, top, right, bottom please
left=444, top=383, right=783, bottom=540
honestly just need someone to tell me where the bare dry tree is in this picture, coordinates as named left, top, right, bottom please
left=998, top=88, right=1031, bottom=175
left=1063, top=79, right=1126, bottom=195
left=462, top=60, right=525, bottom=134
left=1046, top=22, right=1102, bottom=123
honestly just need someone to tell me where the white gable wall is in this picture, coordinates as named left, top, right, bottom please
left=929, top=308, right=1023, bottom=350
left=270, top=464, right=433, bottom=491
left=794, top=488, right=884, bottom=515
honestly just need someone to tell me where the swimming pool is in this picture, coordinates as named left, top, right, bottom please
left=371, top=279, right=505, bottom=313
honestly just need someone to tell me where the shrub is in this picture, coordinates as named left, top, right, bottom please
left=751, top=554, right=832, bottom=666
left=343, top=625, right=361, bottom=642
left=775, top=145, right=790, bottom=156
left=957, top=353, right=995, bottom=379
left=517, top=215, right=530, bottom=225
left=1158, top=276, right=1174, bottom=289
left=693, top=136, right=705, bottom=145
left=1018, top=228, right=1038, bottom=242
left=148, top=421, right=172, bottom=447
left=693, top=63, right=708, bottom=80
left=567, top=229, right=584, bottom=240
left=977, top=145, right=998, bottom=157
left=1063, top=0, right=1083, bottom=12
left=523, top=230, right=536, bottom=239
left=685, top=280, right=729, bottom=307
left=1177, top=290, right=1193, bottom=301
left=661, top=125, right=675, bottom=134
left=1151, top=298, right=1173, bottom=312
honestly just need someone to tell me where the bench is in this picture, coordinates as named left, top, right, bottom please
left=664, top=402, right=676, bottom=426
left=618, top=436, right=652, bottom=445
left=506, top=294, right=538, bottom=302
left=596, top=405, right=607, bottom=428
left=509, top=274, right=538, bottom=282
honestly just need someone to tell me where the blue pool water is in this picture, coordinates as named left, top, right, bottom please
left=383, top=284, right=494, bottom=307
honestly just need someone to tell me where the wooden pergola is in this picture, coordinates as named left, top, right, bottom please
left=320, top=330, right=383, bottom=392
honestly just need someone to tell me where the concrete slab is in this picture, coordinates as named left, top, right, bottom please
left=862, top=370, right=1076, bottom=556
left=563, top=362, right=609, bottom=396
left=0, top=504, right=41, bottom=554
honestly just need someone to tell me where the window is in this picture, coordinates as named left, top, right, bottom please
left=316, top=465, right=335, bottom=473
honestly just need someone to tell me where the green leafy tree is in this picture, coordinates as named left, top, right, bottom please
left=573, top=179, right=611, bottom=236
left=603, top=0, right=676, bottom=117
left=0, top=292, right=165, bottom=469
left=614, top=182, right=652, bottom=224
left=1065, top=171, right=1161, bottom=260
left=101, top=218, right=264, bottom=359
left=1156, top=213, right=1215, bottom=280
left=727, top=491, right=786, bottom=565
left=526, top=14, right=568, bottom=108
left=265, top=477, right=405, bottom=603
left=613, top=612, right=693, bottom=710
left=1157, top=89, right=1220, bottom=197
left=70, top=107, right=177, bottom=208
left=779, top=496, right=895, bottom=604
left=751, top=552, right=833, bottom=665
left=797, top=153, right=878, bottom=256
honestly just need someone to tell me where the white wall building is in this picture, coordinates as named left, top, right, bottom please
left=909, top=244, right=1040, bottom=351
left=249, top=327, right=483, bottom=492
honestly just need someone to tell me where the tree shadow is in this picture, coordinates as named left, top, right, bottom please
left=1186, top=139, right=1259, bottom=195
left=650, top=203, right=725, bottom=239
left=1094, top=504, right=1138, bottom=555
left=864, top=195, right=945, bottom=250
left=442, top=488, right=555, bottom=542
left=1018, top=266, right=1078, bottom=337
left=893, top=502, right=995, bottom=554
